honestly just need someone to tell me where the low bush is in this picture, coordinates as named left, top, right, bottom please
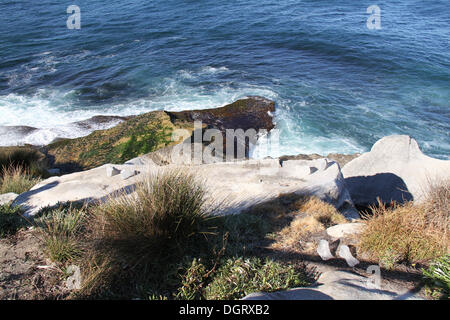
left=202, top=257, right=309, bottom=300
left=78, top=170, right=217, bottom=298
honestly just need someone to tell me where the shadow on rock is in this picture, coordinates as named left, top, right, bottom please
left=345, top=173, right=413, bottom=209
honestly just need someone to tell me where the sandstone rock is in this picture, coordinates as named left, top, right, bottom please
left=13, top=157, right=353, bottom=217
left=0, top=193, right=19, bottom=205
left=45, top=97, right=276, bottom=173
left=342, top=135, right=450, bottom=207
left=120, top=169, right=139, bottom=180
left=243, top=270, right=423, bottom=300
left=280, top=153, right=360, bottom=169
left=106, top=166, right=120, bottom=177
left=326, top=223, right=365, bottom=239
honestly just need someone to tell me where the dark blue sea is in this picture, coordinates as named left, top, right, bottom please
left=0, top=0, right=449, bottom=159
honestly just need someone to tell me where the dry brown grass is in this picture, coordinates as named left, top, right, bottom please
left=359, top=181, right=449, bottom=267
left=0, top=165, right=41, bottom=194
left=271, top=196, right=347, bottom=251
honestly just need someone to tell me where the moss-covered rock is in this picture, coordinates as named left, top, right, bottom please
left=43, top=97, right=276, bottom=173
left=45, top=111, right=174, bottom=172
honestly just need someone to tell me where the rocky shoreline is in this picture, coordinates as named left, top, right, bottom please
left=3, top=96, right=449, bottom=216
left=1, top=97, right=449, bottom=300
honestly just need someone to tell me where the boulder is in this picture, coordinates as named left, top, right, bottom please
left=243, top=270, right=423, bottom=300
left=317, top=240, right=334, bottom=261
left=0, top=193, right=19, bottom=205
left=326, top=223, right=365, bottom=239
left=13, top=157, right=353, bottom=217
left=342, top=135, right=450, bottom=207
left=45, top=97, right=275, bottom=173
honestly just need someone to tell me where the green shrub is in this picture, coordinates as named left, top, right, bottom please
left=203, top=257, right=310, bottom=300
left=176, top=258, right=209, bottom=300
left=176, top=256, right=311, bottom=300
left=36, top=206, right=85, bottom=263
left=423, top=254, right=450, bottom=299
left=0, top=204, right=25, bottom=238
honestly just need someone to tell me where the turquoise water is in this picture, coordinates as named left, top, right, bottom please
left=0, top=0, right=449, bottom=158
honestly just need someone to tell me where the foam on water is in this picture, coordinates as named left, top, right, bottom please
left=1, top=1, right=449, bottom=159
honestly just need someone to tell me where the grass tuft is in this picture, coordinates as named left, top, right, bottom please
left=1, top=165, right=41, bottom=194
left=35, top=205, right=86, bottom=263
left=422, top=254, right=450, bottom=299
left=78, top=170, right=217, bottom=298
left=0, top=147, right=48, bottom=177
left=273, top=196, right=347, bottom=251
left=359, top=181, right=449, bottom=267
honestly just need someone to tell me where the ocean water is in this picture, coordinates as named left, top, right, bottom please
left=0, top=0, right=449, bottom=159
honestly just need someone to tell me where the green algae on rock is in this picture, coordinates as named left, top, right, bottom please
left=44, top=96, right=276, bottom=173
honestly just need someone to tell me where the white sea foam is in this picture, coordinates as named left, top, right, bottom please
left=200, top=66, right=230, bottom=74
left=0, top=69, right=366, bottom=156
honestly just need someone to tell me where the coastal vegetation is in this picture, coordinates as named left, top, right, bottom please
left=359, top=181, right=449, bottom=267
left=0, top=101, right=448, bottom=300
left=2, top=167, right=447, bottom=299
left=0, top=165, right=42, bottom=195
left=0, top=146, right=47, bottom=194
left=31, top=170, right=315, bottom=299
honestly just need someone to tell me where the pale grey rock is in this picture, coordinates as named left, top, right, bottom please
left=342, top=135, right=450, bottom=207
left=317, top=240, right=334, bottom=261
left=120, top=169, right=139, bottom=180
left=338, top=245, right=360, bottom=267
left=106, top=166, right=121, bottom=177
left=0, top=193, right=19, bottom=205
left=326, top=223, right=365, bottom=239
left=13, top=157, right=353, bottom=217
left=243, top=270, right=424, bottom=300
left=316, top=270, right=422, bottom=300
